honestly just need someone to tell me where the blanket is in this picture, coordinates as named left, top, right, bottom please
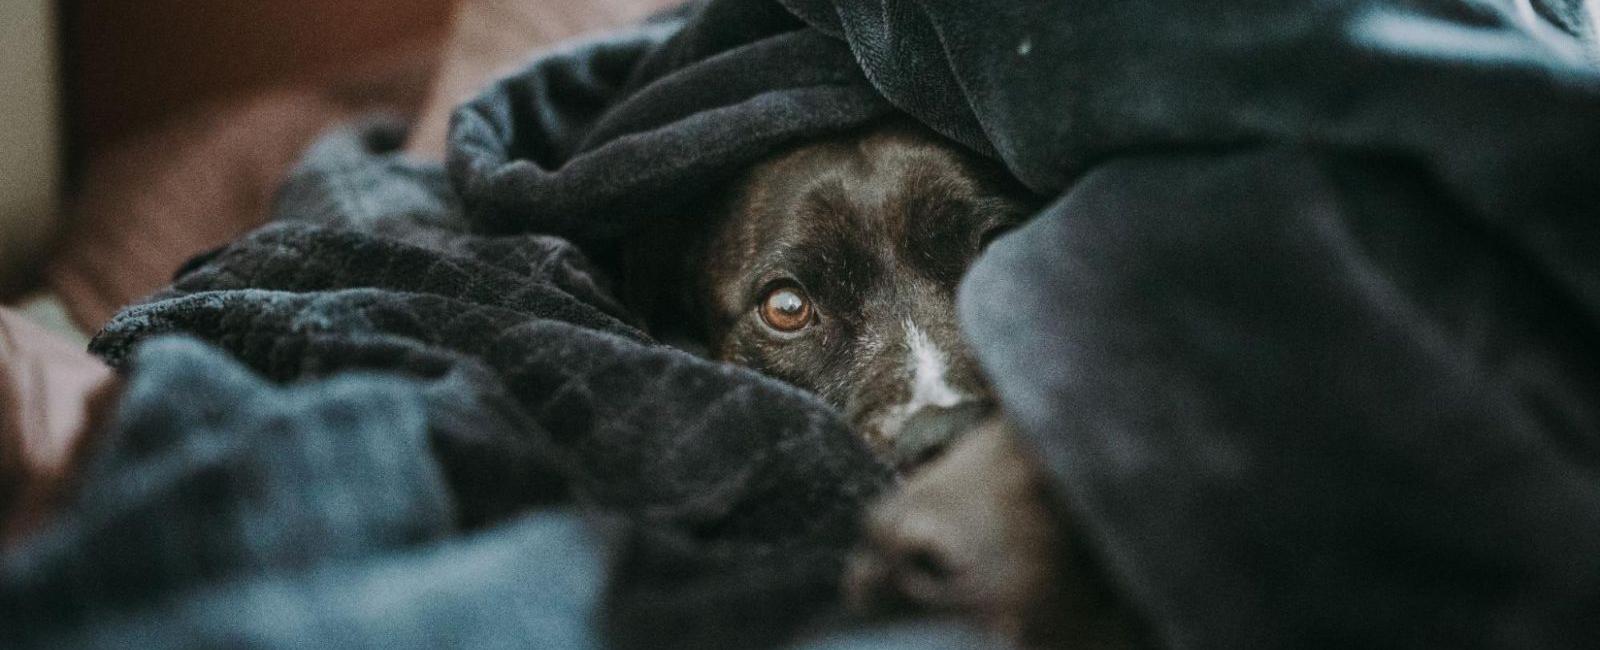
left=6, top=0, right=1600, bottom=648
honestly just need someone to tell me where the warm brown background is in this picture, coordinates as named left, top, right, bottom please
left=40, top=0, right=677, bottom=329
left=60, top=0, right=456, bottom=173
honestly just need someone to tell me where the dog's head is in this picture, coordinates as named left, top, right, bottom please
left=692, top=121, right=1036, bottom=465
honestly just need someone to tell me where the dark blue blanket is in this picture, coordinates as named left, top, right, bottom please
left=5, top=0, right=1599, bottom=647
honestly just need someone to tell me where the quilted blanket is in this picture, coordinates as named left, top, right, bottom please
left=5, top=0, right=1600, bottom=648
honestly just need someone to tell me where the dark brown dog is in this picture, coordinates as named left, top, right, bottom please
left=624, top=119, right=1135, bottom=646
left=626, top=119, right=1032, bottom=464
left=694, top=120, right=1033, bottom=462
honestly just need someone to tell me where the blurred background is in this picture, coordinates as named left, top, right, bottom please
left=0, top=0, right=675, bottom=341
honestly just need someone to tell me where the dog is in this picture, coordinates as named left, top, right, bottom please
left=623, top=119, right=1136, bottom=646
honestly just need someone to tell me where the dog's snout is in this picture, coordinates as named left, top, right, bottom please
left=891, top=400, right=994, bottom=471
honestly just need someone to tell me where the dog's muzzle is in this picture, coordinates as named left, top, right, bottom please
left=890, top=400, right=995, bottom=472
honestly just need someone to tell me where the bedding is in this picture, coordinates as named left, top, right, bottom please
left=5, top=0, right=1600, bottom=648
left=45, top=46, right=437, bottom=330
left=0, top=308, right=113, bottom=543
left=406, top=0, right=683, bottom=158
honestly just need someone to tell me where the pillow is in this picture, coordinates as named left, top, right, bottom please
left=0, top=306, right=113, bottom=542
left=45, top=48, right=438, bottom=331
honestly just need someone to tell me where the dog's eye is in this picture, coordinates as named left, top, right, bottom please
left=759, top=284, right=815, bottom=333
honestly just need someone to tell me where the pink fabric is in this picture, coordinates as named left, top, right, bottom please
left=0, top=308, right=114, bottom=542
left=46, top=46, right=438, bottom=332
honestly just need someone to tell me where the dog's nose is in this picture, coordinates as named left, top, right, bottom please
left=891, top=400, right=994, bottom=471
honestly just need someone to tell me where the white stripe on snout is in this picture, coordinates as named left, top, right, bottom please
left=903, top=321, right=965, bottom=413
left=868, top=321, right=973, bottom=443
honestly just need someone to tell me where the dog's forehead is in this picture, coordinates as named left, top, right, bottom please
left=747, top=128, right=985, bottom=270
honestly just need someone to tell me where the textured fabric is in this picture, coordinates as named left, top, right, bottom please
left=446, top=1, right=894, bottom=240
left=7, top=0, right=1600, bottom=648
left=3, top=339, right=602, bottom=649
left=6, top=123, right=893, bottom=649
left=963, top=151, right=1600, bottom=648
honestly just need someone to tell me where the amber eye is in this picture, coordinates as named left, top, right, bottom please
left=759, top=284, right=815, bottom=333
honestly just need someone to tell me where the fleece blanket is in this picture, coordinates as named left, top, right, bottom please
left=7, top=0, right=1600, bottom=648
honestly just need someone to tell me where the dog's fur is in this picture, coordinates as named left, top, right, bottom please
left=695, top=121, right=1034, bottom=455
left=623, top=119, right=1133, bottom=646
